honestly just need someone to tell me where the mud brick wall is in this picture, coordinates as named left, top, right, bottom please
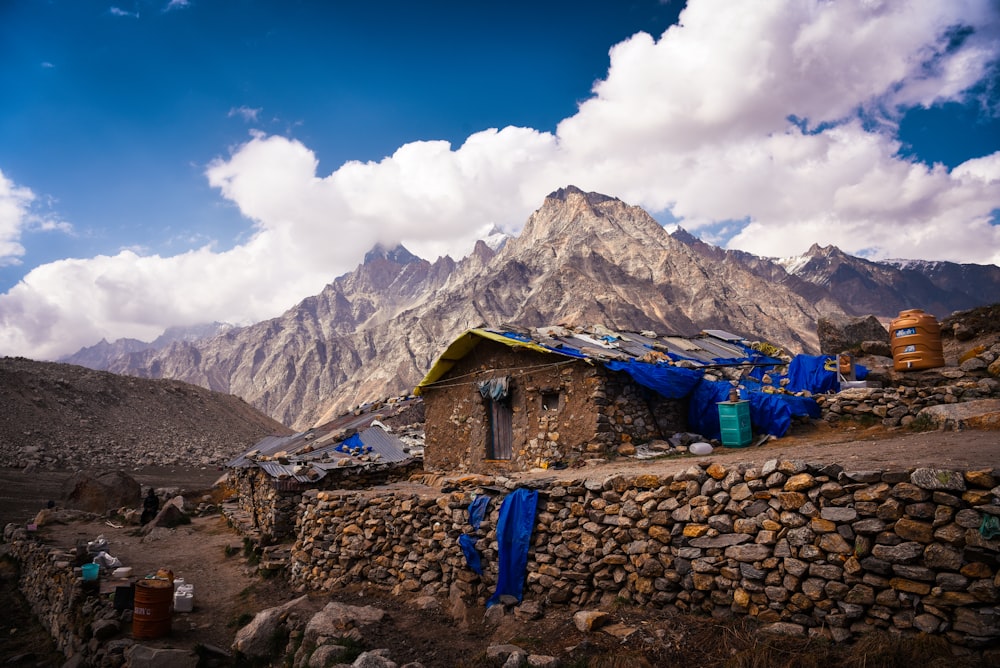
left=286, top=461, right=1000, bottom=647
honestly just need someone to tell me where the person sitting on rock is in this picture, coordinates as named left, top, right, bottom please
left=141, top=488, right=159, bottom=525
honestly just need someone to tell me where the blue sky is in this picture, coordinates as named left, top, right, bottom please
left=1, top=0, right=999, bottom=360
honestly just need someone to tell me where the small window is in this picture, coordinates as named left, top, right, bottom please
left=541, top=391, right=561, bottom=411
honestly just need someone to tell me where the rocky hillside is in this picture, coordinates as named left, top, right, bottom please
left=0, top=357, right=291, bottom=470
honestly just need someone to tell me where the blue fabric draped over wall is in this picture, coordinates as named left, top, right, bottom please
left=486, top=488, right=538, bottom=607
left=604, top=360, right=703, bottom=398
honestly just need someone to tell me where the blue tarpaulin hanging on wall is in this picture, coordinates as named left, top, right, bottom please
left=786, top=355, right=840, bottom=394
left=459, top=495, right=491, bottom=574
left=467, top=495, right=490, bottom=532
left=604, top=360, right=703, bottom=399
left=458, top=534, right=483, bottom=575
left=486, top=488, right=538, bottom=608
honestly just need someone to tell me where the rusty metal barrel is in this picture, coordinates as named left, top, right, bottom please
left=133, top=579, right=173, bottom=639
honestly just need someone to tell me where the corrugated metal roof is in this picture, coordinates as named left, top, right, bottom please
left=358, top=426, right=414, bottom=464
left=227, top=434, right=298, bottom=468
left=228, top=396, right=422, bottom=470
left=233, top=424, right=416, bottom=483
left=415, top=324, right=781, bottom=395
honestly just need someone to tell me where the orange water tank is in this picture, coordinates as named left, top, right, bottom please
left=890, top=309, right=944, bottom=371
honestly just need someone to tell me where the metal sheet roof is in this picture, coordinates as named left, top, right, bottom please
left=414, top=325, right=772, bottom=395
left=233, top=424, right=416, bottom=483
left=228, top=396, right=422, bottom=469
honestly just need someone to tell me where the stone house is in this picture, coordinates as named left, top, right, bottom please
left=225, top=396, right=424, bottom=542
left=414, top=326, right=756, bottom=474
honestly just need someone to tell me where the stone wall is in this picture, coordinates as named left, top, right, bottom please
left=817, top=377, right=1000, bottom=428
left=600, top=372, right=687, bottom=447
left=285, top=460, right=1000, bottom=647
left=229, top=461, right=423, bottom=543
left=422, top=340, right=686, bottom=473
left=3, top=523, right=122, bottom=665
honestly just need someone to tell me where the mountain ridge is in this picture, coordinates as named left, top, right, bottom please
left=58, top=186, right=1000, bottom=429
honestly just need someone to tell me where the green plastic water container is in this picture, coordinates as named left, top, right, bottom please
left=718, top=400, right=751, bottom=447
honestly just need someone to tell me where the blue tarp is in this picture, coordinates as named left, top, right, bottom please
left=459, top=495, right=491, bottom=574
left=467, top=495, right=490, bottom=532
left=785, top=355, right=869, bottom=394
left=687, top=379, right=820, bottom=440
left=458, top=534, right=483, bottom=575
left=486, top=488, right=538, bottom=607
left=605, top=360, right=704, bottom=399
left=786, top=355, right=840, bottom=394
left=335, top=433, right=370, bottom=454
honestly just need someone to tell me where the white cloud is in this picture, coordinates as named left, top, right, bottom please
left=164, top=0, right=190, bottom=11
left=2, top=0, right=1000, bottom=360
left=227, top=106, right=262, bottom=123
left=109, top=7, right=140, bottom=19
left=0, top=170, right=71, bottom=268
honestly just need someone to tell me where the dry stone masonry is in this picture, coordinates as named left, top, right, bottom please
left=3, top=520, right=146, bottom=667
left=286, top=460, right=1000, bottom=648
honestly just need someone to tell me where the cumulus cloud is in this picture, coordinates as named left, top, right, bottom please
left=0, top=170, right=71, bottom=268
left=2, top=0, right=999, bottom=360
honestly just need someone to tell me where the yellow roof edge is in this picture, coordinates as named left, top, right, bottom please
left=413, top=328, right=554, bottom=395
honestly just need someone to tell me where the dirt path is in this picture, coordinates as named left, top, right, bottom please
left=30, top=514, right=292, bottom=652
left=507, top=422, right=1000, bottom=485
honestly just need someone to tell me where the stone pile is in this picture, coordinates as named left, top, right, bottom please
left=287, top=460, right=1000, bottom=648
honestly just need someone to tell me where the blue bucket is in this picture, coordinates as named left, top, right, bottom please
left=82, top=563, right=99, bottom=581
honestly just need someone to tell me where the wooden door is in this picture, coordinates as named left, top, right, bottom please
left=487, top=398, right=513, bottom=460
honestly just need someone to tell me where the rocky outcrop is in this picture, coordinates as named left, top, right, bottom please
left=816, top=314, right=889, bottom=355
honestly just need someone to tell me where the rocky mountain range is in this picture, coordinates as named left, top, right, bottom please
left=59, top=186, right=1000, bottom=430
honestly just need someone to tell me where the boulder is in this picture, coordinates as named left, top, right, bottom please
left=859, top=340, right=892, bottom=357
left=302, top=601, right=386, bottom=647
left=817, top=315, right=889, bottom=355
left=232, top=595, right=312, bottom=660
left=63, top=470, right=141, bottom=514
left=140, top=503, right=189, bottom=534
left=916, top=400, right=1000, bottom=432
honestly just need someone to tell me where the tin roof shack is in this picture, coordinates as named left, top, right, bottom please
left=414, top=326, right=762, bottom=474
left=226, top=396, right=423, bottom=544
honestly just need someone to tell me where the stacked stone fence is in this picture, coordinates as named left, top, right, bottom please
left=229, top=461, right=423, bottom=544
left=815, top=377, right=1000, bottom=429
left=286, top=461, right=1000, bottom=648
left=3, top=523, right=122, bottom=665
